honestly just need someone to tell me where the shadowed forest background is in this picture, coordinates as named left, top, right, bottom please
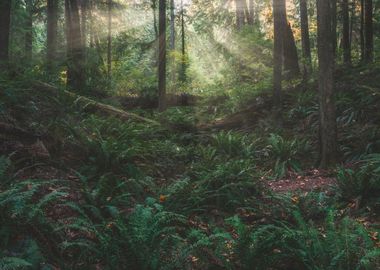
left=0, top=0, right=380, bottom=269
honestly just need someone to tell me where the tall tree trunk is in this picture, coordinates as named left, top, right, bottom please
left=317, top=0, right=337, bottom=168
left=235, top=0, right=246, bottom=30
left=342, top=0, right=351, bottom=64
left=170, top=0, right=175, bottom=85
left=25, top=0, right=33, bottom=63
left=158, top=0, right=167, bottom=111
left=283, top=22, right=300, bottom=78
left=152, top=0, right=158, bottom=38
left=364, top=0, right=373, bottom=62
left=65, top=0, right=85, bottom=91
left=107, top=0, right=112, bottom=78
left=89, top=0, right=95, bottom=48
left=247, top=0, right=254, bottom=25
left=47, top=0, right=58, bottom=72
left=272, top=0, right=286, bottom=124
left=331, top=0, right=337, bottom=58
left=360, top=0, right=365, bottom=61
left=300, top=0, right=311, bottom=80
left=179, top=0, right=187, bottom=83
left=81, top=0, right=88, bottom=48
left=0, top=0, right=11, bottom=69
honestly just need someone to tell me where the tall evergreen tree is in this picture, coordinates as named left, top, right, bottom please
left=283, top=22, right=300, bottom=78
left=342, top=0, right=351, bottom=64
left=0, top=0, right=12, bottom=68
left=65, top=0, right=85, bottom=90
left=158, top=0, right=167, bottom=111
left=364, top=0, right=373, bottom=62
left=47, top=0, right=58, bottom=72
left=300, top=0, right=311, bottom=76
left=272, top=0, right=286, bottom=124
left=25, top=0, right=33, bottom=62
left=317, top=0, right=337, bottom=168
left=331, top=0, right=337, bottom=58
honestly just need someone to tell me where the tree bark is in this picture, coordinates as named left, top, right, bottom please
left=0, top=0, right=11, bottom=68
left=360, top=0, right=365, bottom=61
left=158, top=0, right=167, bottom=111
left=107, top=0, right=112, bottom=78
left=317, top=0, right=337, bottom=168
left=342, top=0, right=351, bottom=64
left=364, top=0, right=373, bottom=62
left=273, top=0, right=286, bottom=124
left=179, top=0, right=187, bottom=83
left=170, top=0, right=175, bottom=85
left=330, top=0, right=337, bottom=58
left=300, top=0, right=311, bottom=81
left=25, top=0, right=33, bottom=63
left=47, top=0, right=58, bottom=72
left=283, top=22, right=300, bottom=78
left=65, top=0, right=85, bottom=91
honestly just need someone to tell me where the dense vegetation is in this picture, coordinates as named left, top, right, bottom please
left=0, top=0, right=379, bottom=269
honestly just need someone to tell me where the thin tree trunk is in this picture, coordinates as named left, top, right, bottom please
left=47, top=0, right=58, bottom=72
left=364, top=0, right=373, bottom=62
left=273, top=0, right=286, bottom=124
left=81, top=0, right=88, bottom=48
left=170, top=0, right=175, bottom=85
left=331, top=0, right=337, bottom=58
left=152, top=0, right=158, bottom=38
left=300, top=0, right=311, bottom=80
left=342, top=0, right=351, bottom=64
left=0, top=0, right=11, bottom=68
left=107, top=0, right=112, bottom=78
left=247, top=0, right=254, bottom=25
left=158, top=0, right=167, bottom=111
left=25, top=0, right=33, bottom=63
left=89, top=0, right=95, bottom=48
left=66, top=0, right=85, bottom=91
left=317, top=0, right=337, bottom=168
left=179, top=0, right=187, bottom=83
left=235, top=0, right=246, bottom=30
left=360, top=0, right=365, bottom=61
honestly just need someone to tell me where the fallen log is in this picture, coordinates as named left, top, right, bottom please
left=32, top=81, right=161, bottom=126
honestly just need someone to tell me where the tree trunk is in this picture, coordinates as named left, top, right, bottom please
left=89, top=0, right=95, bottom=48
left=283, top=22, right=300, bottom=78
left=364, top=0, right=373, bottom=62
left=81, top=0, right=88, bottom=48
left=25, top=0, right=33, bottom=63
left=0, top=0, right=11, bottom=68
left=170, top=0, right=175, bottom=85
left=330, top=0, right=337, bottom=58
left=272, top=0, right=286, bottom=124
left=235, top=0, right=246, bottom=30
left=158, top=0, right=167, bottom=111
left=317, top=0, right=337, bottom=168
left=179, top=0, right=187, bottom=83
left=65, top=0, right=85, bottom=91
left=152, top=0, right=158, bottom=38
left=300, top=0, right=311, bottom=81
left=342, top=0, right=351, bottom=64
left=360, top=0, right=365, bottom=61
left=107, top=0, right=112, bottom=78
left=247, top=0, right=254, bottom=25
left=47, top=0, right=58, bottom=72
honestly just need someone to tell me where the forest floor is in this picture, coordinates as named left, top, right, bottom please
left=1, top=65, right=380, bottom=269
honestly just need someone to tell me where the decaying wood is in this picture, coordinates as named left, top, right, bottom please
left=32, top=81, right=161, bottom=126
